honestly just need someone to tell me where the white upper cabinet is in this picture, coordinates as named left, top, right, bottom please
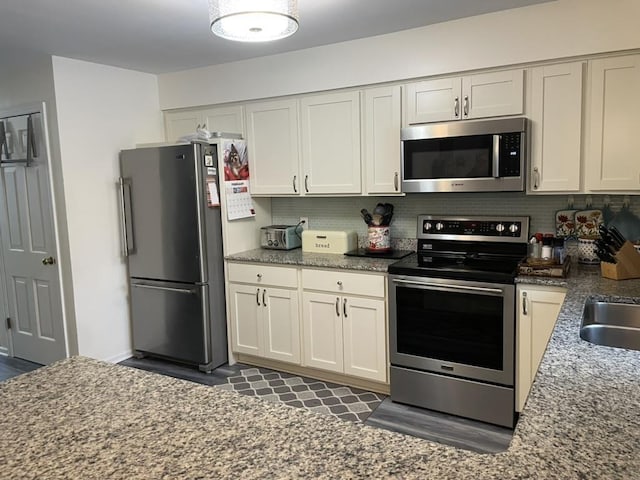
left=245, top=99, right=301, bottom=195
left=164, top=105, right=245, bottom=142
left=363, top=85, right=402, bottom=195
left=164, top=110, right=201, bottom=142
left=201, top=105, right=245, bottom=137
left=300, top=91, right=362, bottom=194
left=528, top=62, right=584, bottom=193
left=405, top=69, right=524, bottom=124
left=585, top=54, right=640, bottom=192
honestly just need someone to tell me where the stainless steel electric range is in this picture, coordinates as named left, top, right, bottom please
left=387, top=215, right=530, bottom=428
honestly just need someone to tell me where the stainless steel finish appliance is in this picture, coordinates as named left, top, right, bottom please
left=260, top=224, right=302, bottom=250
left=387, top=215, right=529, bottom=428
left=401, top=117, right=528, bottom=193
left=119, top=141, right=228, bottom=372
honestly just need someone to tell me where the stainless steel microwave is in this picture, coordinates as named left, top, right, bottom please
left=401, top=117, right=528, bottom=193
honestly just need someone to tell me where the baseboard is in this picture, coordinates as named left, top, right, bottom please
left=104, top=350, right=134, bottom=364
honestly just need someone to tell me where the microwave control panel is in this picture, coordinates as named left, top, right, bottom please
left=499, top=132, right=522, bottom=177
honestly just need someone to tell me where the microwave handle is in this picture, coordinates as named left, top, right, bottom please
left=492, top=134, right=501, bottom=178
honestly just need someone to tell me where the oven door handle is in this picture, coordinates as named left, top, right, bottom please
left=391, top=278, right=504, bottom=295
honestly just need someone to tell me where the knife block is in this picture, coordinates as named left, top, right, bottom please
left=600, top=241, right=640, bottom=280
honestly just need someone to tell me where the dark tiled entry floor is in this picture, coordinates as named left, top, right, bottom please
left=216, top=367, right=384, bottom=423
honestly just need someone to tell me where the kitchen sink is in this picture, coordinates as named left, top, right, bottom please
left=580, top=300, right=640, bottom=351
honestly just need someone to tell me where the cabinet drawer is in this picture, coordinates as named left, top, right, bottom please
left=227, top=262, right=298, bottom=289
left=302, top=269, right=385, bottom=297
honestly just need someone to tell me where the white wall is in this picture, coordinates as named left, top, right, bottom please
left=158, top=0, right=640, bottom=109
left=52, top=56, right=164, bottom=362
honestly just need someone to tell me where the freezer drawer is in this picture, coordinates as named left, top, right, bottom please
left=130, top=279, right=209, bottom=365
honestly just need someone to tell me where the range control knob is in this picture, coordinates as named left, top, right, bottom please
left=423, top=222, right=432, bottom=232
left=509, top=223, right=519, bottom=233
left=435, top=222, right=444, bottom=231
left=496, top=223, right=505, bottom=233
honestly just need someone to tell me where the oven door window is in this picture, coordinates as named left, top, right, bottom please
left=403, top=135, right=494, bottom=180
left=396, top=286, right=504, bottom=370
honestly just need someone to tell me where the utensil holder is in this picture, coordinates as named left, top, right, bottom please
left=600, top=241, right=640, bottom=280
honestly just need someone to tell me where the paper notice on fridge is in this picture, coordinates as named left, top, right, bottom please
left=206, top=180, right=220, bottom=207
left=225, top=180, right=255, bottom=220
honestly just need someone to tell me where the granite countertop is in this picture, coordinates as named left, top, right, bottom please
left=225, top=247, right=402, bottom=273
left=1, top=261, right=639, bottom=477
left=223, top=249, right=640, bottom=477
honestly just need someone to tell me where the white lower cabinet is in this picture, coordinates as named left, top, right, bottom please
left=302, top=269, right=387, bottom=383
left=516, top=284, right=567, bottom=412
left=227, top=263, right=300, bottom=365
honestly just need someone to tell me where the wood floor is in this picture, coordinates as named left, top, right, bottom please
left=0, top=355, right=42, bottom=382
left=2, top=354, right=515, bottom=453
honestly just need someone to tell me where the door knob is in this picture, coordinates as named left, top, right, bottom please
left=42, top=256, right=56, bottom=265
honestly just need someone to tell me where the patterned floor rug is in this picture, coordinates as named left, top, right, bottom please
left=216, top=367, right=385, bottom=423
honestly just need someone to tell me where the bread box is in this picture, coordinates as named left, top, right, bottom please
left=302, top=230, right=357, bottom=254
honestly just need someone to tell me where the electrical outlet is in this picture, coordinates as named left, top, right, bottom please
left=299, top=217, right=309, bottom=230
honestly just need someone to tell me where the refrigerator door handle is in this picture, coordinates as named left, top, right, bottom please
left=132, top=283, right=196, bottom=295
left=118, top=177, right=135, bottom=257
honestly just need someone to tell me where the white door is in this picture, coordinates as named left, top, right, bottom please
left=164, top=110, right=202, bottom=143
left=262, top=286, right=300, bottom=364
left=300, top=91, right=361, bottom=194
left=528, top=62, right=584, bottom=192
left=462, top=69, right=524, bottom=119
left=245, top=99, right=301, bottom=195
left=405, top=78, right=462, bottom=124
left=342, top=296, right=387, bottom=382
left=363, top=86, right=402, bottom=194
left=585, top=55, right=640, bottom=191
left=0, top=108, right=66, bottom=364
left=228, top=283, right=262, bottom=356
left=302, top=291, right=343, bottom=373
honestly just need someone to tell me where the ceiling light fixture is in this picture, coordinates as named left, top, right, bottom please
left=208, top=0, right=299, bottom=43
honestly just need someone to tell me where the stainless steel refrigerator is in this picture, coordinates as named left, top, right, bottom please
left=118, top=141, right=228, bottom=372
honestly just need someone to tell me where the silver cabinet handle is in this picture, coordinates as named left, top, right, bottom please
left=304, top=175, right=309, bottom=193
left=454, top=97, right=459, bottom=118
left=463, top=95, right=469, bottom=117
left=533, top=167, right=540, bottom=190
left=394, top=172, right=399, bottom=191
left=522, top=291, right=528, bottom=315
left=256, top=288, right=261, bottom=306
left=132, top=283, right=195, bottom=294
left=293, top=175, right=297, bottom=193
left=343, top=298, right=348, bottom=317
left=262, top=289, right=266, bottom=307
left=335, top=297, right=340, bottom=316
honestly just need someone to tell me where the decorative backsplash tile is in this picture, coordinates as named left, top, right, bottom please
left=271, top=193, right=639, bottom=242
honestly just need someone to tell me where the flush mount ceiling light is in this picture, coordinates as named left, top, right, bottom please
left=208, top=0, right=299, bottom=43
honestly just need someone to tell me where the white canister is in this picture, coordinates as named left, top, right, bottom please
left=367, top=226, right=391, bottom=252
left=577, top=237, right=599, bottom=265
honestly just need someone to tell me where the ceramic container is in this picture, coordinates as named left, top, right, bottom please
left=367, top=226, right=391, bottom=252
left=577, top=237, right=599, bottom=265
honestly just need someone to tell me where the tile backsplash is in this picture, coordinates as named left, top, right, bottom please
left=271, top=193, right=640, bottom=241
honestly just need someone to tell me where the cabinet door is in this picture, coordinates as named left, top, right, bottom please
left=245, top=99, right=301, bottom=195
left=300, top=92, right=361, bottom=194
left=462, top=69, right=524, bottom=119
left=516, top=286, right=566, bottom=412
left=202, top=105, right=245, bottom=137
left=262, top=287, right=300, bottom=364
left=529, top=63, right=584, bottom=192
left=363, top=86, right=402, bottom=194
left=405, top=78, right=462, bottom=124
left=164, top=110, right=202, bottom=142
left=228, top=283, right=262, bottom=356
left=585, top=55, right=640, bottom=191
left=302, top=291, right=343, bottom=373
left=342, top=296, right=387, bottom=382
